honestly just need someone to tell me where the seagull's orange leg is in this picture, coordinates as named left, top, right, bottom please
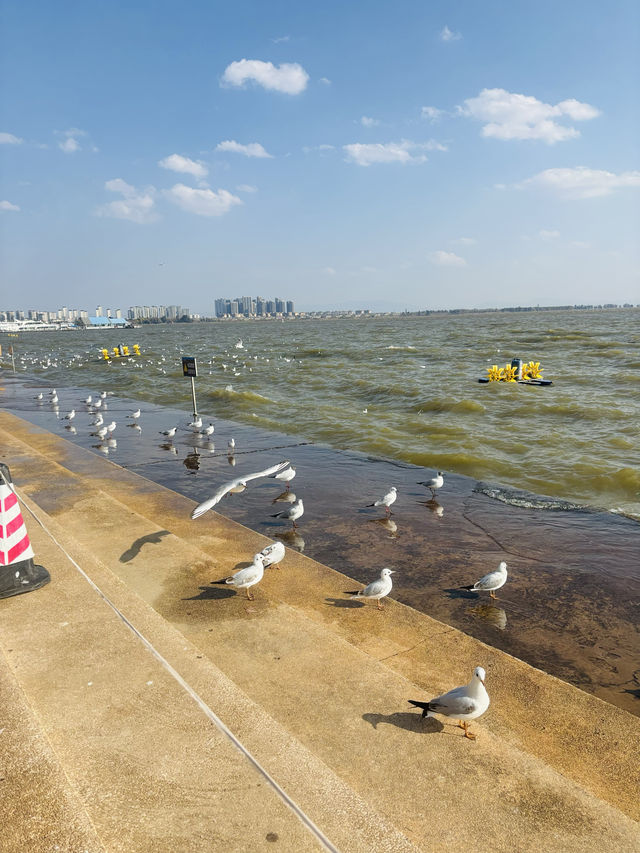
left=462, top=721, right=476, bottom=740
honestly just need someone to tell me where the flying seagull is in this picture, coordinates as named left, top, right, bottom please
left=461, top=562, right=508, bottom=600
left=408, top=666, right=490, bottom=740
left=418, top=471, right=444, bottom=496
left=191, top=460, right=291, bottom=519
left=350, top=568, right=395, bottom=610
left=367, top=486, right=397, bottom=515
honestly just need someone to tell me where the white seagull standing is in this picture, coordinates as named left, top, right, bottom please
left=418, top=471, right=444, bottom=497
left=461, top=562, right=508, bottom=600
left=159, top=426, right=177, bottom=439
left=128, top=409, right=141, bottom=419
left=191, top=460, right=292, bottom=519
left=63, top=409, right=75, bottom=420
left=367, top=486, right=397, bottom=515
left=211, top=553, right=265, bottom=600
left=351, top=568, right=395, bottom=610
left=271, top=498, right=304, bottom=529
left=189, top=415, right=203, bottom=431
left=259, top=540, right=286, bottom=569
left=200, top=423, right=215, bottom=437
left=106, top=421, right=117, bottom=435
left=408, top=666, right=490, bottom=740
left=270, top=465, right=296, bottom=490
left=227, top=438, right=236, bottom=453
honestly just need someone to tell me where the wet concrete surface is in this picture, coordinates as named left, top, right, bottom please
left=1, top=373, right=638, bottom=715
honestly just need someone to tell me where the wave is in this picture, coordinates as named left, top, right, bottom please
left=412, top=398, right=486, bottom=414
left=474, top=482, right=587, bottom=512
left=385, top=345, right=417, bottom=350
left=207, top=388, right=275, bottom=405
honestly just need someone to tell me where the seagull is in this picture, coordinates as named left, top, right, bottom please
left=350, top=568, right=395, bottom=610
left=211, top=553, right=265, bottom=600
left=461, top=562, right=508, bottom=600
left=93, top=398, right=103, bottom=409
left=367, top=486, right=397, bottom=515
left=200, top=423, right=215, bottom=437
left=408, top=666, right=490, bottom=740
left=50, top=393, right=59, bottom=404
left=160, top=426, right=177, bottom=438
left=34, top=392, right=43, bottom=401
left=271, top=498, right=304, bottom=529
left=235, top=339, right=244, bottom=349
left=84, top=395, right=92, bottom=405
left=128, top=409, right=141, bottom=419
left=95, top=426, right=108, bottom=440
left=270, top=465, right=296, bottom=490
left=227, top=438, right=235, bottom=453
left=191, top=460, right=291, bottom=518
left=100, top=391, right=108, bottom=399
left=106, top=421, right=116, bottom=434
left=259, top=540, right=286, bottom=569
left=188, top=416, right=203, bottom=431
left=418, top=471, right=444, bottom=497
left=272, top=490, right=297, bottom=505
left=49, top=388, right=57, bottom=396
left=63, top=409, right=75, bottom=420
left=91, top=413, right=104, bottom=426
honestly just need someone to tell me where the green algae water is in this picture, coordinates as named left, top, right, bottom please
left=3, top=307, right=639, bottom=518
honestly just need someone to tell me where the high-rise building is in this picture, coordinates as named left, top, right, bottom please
left=95, top=306, right=103, bottom=317
left=241, top=296, right=252, bottom=315
left=275, top=298, right=285, bottom=313
left=214, top=298, right=227, bottom=318
left=286, top=300, right=294, bottom=314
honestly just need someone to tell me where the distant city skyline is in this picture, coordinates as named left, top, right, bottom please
left=2, top=1, right=638, bottom=314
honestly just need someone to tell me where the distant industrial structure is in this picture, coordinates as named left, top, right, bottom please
left=214, top=296, right=295, bottom=318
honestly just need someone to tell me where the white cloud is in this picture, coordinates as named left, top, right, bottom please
left=343, top=140, right=445, bottom=166
left=430, top=250, right=467, bottom=267
left=0, top=200, right=20, bottom=211
left=522, top=166, right=640, bottom=198
left=421, top=106, right=443, bottom=123
left=236, top=184, right=257, bottom=193
left=0, top=132, right=23, bottom=145
left=221, top=59, right=309, bottom=95
left=215, top=140, right=273, bottom=158
left=440, top=25, right=461, bottom=42
left=319, top=77, right=331, bottom=86
left=539, top=229, right=560, bottom=240
left=158, top=153, right=208, bottom=179
left=164, top=183, right=242, bottom=217
left=360, top=116, right=380, bottom=127
left=451, top=237, right=476, bottom=245
left=96, top=179, right=157, bottom=224
left=56, top=128, right=87, bottom=153
left=459, top=88, right=600, bottom=144
left=272, top=35, right=290, bottom=44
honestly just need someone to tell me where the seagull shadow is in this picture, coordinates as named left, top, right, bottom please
left=362, top=712, right=443, bottom=734
left=444, top=587, right=478, bottom=600
left=120, top=530, right=171, bottom=563
left=183, top=585, right=236, bottom=601
left=325, top=596, right=365, bottom=608
left=232, top=561, right=254, bottom=571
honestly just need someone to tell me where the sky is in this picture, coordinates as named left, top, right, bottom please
left=1, top=0, right=639, bottom=313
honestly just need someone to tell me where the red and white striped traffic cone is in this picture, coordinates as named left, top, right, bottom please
left=0, top=463, right=50, bottom=599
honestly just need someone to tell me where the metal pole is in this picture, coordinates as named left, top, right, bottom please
left=190, top=376, right=198, bottom=417
left=10, top=345, right=16, bottom=373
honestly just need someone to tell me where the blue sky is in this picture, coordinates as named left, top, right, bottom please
left=1, top=0, right=638, bottom=313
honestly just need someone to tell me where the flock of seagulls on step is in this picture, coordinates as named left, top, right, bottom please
left=30, top=377, right=502, bottom=740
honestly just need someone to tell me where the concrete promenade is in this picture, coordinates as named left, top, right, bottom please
left=1, top=410, right=639, bottom=853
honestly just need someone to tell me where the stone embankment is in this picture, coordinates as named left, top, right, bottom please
left=1, top=411, right=638, bottom=852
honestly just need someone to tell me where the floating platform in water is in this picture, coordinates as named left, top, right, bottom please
left=478, top=377, right=553, bottom=386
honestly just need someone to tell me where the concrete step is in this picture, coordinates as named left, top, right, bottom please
left=1, top=412, right=639, bottom=852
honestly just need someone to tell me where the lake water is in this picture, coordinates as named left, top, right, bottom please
left=3, top=308, right=639, bottom=518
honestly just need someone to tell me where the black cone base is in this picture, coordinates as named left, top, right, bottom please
left=0, top=559, right=51, bottom=600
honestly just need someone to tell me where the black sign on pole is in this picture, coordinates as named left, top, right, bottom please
left=182, top=357, right=198, bottom=377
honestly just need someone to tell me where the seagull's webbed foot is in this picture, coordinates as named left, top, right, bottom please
left=462, top=721, right=476, bottom=739
left=377, top=601, right=384, bottom=610
left=490, top=591, right=498, bottom=600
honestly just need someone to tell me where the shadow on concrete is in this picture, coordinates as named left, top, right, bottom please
left=184, top=586, right=236, bottom=601
left=325, top=597, right=365, bottom=608
left=120, top=530, right=171, bottom=563
left=362, top=712, right=444, bottom=734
